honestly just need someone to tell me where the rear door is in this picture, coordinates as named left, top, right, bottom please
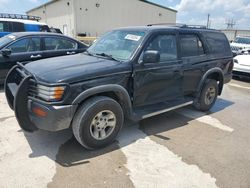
left=179, top=33, right=208, bottom=95
left=0, top=37, right=42, bottom=82
left=42, top=36, right=79, bottom=58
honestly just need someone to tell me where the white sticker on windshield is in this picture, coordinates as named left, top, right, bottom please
left=125, top=34, right=141, bottom=41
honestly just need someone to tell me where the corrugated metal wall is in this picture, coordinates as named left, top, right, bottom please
left=27, top=0, right=176, bottom=37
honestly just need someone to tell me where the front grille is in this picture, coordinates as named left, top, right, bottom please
left=231, top=45, right=241, bottom=51
left=28, top=79, right=38, bottom=98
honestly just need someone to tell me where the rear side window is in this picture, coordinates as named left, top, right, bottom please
left=12, top=22, right=25, bottom=32
left=180, top=34, right=205, bottom=57
left=0, top=21, right=11, bottom=32
left=204, top=32, right=232, bottom=57
left=44, top=37, right=77, bottom=51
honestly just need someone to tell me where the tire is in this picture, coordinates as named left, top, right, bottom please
left=194, top=79, right=218, bottom=111
left=72, top=96, right=124, bottom=150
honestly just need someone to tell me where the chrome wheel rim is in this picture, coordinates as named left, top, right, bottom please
left=90, top=110, right=116, bottom=140
left=205, top=87, right=216, bottom=105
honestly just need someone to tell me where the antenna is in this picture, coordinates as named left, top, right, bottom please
left=207, top=14, right=210, bottom=28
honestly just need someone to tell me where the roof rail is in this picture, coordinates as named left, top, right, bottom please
left=147, top=23, right=207, bottom=29
left=0, top=13, right=41, bottom=21
left=147, top=23, right=184, bottom=27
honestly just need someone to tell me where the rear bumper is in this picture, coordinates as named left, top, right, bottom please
left=233, top=71, right=250, bottom=78
left=233, top=64, right=250, bottom=78
left=5, top=66, right=76, bottom=132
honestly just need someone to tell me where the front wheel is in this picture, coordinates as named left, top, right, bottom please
left=194, top=79, right=218, bottom=111
left=72, top=96, right=124, bottom=150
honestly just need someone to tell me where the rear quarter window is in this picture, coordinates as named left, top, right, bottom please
left=12, top=22, right=25, bottom=32
left=0, top=21, right=12, bottom=32
left=204, top=32, right=232, bottom=57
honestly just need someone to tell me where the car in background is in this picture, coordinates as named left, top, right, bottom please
left=0, top=13, right=50, bottom=37
left=50, top=27, right=63, bottom=34
left=231, top=36, right=250, bottom=56
left=0, top=32, right=87, bottom=84
left=233, top=54, right=250, bottom=78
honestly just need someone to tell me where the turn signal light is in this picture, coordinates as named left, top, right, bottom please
left=32, top=107, right=47, bottom=117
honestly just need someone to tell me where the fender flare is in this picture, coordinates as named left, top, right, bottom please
left=72, top=84, right=133, bottom=117
left=196, top=68, right=224, bottom=96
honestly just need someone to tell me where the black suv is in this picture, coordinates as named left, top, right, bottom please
left=5, top=25, right=233, bottom=149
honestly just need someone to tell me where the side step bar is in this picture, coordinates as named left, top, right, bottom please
left=142, top=101, right=193, bottom=119
left=131, top=99, right=194, bottom=121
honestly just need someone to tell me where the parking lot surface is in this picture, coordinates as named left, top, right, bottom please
left=0, top=79, right=250, bottom=188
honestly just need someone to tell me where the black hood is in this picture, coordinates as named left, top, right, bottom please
left=24, top=53, right=131, bottom=83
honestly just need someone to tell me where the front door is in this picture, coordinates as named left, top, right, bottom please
left=133, top=33, right=183, bottom=107
left=0, top=37, right=42, bottom=83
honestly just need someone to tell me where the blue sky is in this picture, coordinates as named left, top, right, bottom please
left=0, top=0, right=249, bottom=29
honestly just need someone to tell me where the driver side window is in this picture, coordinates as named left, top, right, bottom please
left=145, top=34, right=177, bottom=62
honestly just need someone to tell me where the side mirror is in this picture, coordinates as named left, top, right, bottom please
left=1, top=49, right=12, bottom=57
left=142, top=50, right=160, bottom=64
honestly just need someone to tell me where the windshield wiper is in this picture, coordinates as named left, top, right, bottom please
left=95, top=53, right=121, bottom=62
left=84, top=50, right=94, bottom=56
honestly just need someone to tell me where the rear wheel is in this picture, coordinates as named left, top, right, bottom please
left=194, top=79, right=218, bottom=111
left=72, top=96, right=124, bottom=150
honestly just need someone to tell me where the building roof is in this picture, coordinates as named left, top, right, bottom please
left=26, top=0, right=57, bottom=13
left=139, top=0, right=177, bottom=12
left=27, top=0, right=177, bottom=13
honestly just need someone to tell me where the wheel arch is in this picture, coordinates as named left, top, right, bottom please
left=197, top=68, right=224, bottom=96
left=72, top=84, right=133, bottom=118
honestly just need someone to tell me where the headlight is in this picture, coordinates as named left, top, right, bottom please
left=233, top=59, right=238, bottom=64
left=36, top=84, right=66, bottom=102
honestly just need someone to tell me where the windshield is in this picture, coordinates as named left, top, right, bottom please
left=0, top=34, right=16, bottom=48
left=234, top=37, right=250, bottom=44
left=87, top=30, right=146, bottom=61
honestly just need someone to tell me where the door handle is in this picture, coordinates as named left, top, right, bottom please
left=30, top=54, right=42, bottom=59
left=66, top=51, right=76, bottom=55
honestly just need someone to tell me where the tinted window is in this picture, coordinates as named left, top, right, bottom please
left=7, top=38, right=41, bottom=53
left=235, top=37, right=250, bottom=44
left=204, top=32, right=232, bottom=56
left=146, top=34, right=177, bottom=62
left=44, top=37, right=77, bottom=51
left=0, top=21, right=11, bottom=32
left=180, top=34, right=204, bottom=57
left=12, top=22, right=25, bottom=32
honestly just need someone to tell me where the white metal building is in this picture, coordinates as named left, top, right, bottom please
left=26, top=0, right=177, bottom=37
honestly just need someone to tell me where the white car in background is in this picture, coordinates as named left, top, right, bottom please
left=231, top=36, right=250, bottom=56
left=233, top=54, right=250, bottom=78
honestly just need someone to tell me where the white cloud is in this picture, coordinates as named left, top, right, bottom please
left=176, top=0, right=246, bottom=12
left=26, top=0, right=39, bottom=3
left=175, top=0, right=250, bottom=29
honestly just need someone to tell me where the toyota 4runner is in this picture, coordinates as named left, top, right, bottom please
left=5, top=24, right=233, bottom=149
